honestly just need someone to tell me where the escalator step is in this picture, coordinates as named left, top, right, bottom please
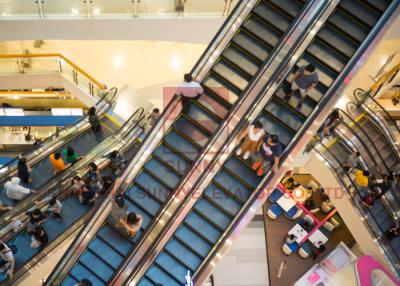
left=212, top=60, right=250, bottom=91
left=224, top=156, right=261, bottom=188
left=203, top=75, right=240, bottom=105
left=62, top=276, right=80, bottom=286
left=138, top=277, right=156, bottom=286
left=328, top=9, right=368, bottom=43
left=213, top=171, right=252, bottom=202
left=98, top=224, right=133, bottom=256
left=194, top=199, right=232, bottom=229
left=88, top=238, right=124, bottom=269
left=253, top=1, right=291, bottom=33
left=232, top=31, right=270, bottom=62
left=363, top=0, right=391, bottom=12
left=174, top=116, right=209, bottom=149
left=222, top=44, right=260, bottom=76
left=175, top=225, right=211, bottom=257
left=144, top=158, right=181, bottom=189
left=265, top=99, right=304, bottom=131
left=339, top=0, right=381, bottom=28
left=145, top=265, right=181, bottom=286
left=126, top=185, right=162, bottom=216
left=135, top=172, right=170, bottom=203
left=154, top=143, right=189, bottom=175
left=165, top=239, right=202, bottom=271
left=164, top=130, right=199, bottom=161
left=185, top=211, right=221, bottom=243
left=156, top=252, right=188, bottom=282
left=80, top=251, right=115, bottom=282
left=268, top=0, right=303, bottom=18
left=198, top=90, right=230, bottom=119
left=186, top=103, right=220, bottom=134
left=70, top=263, right=107, bottom=286
left=307, top=41, right=348, bottom=73
left=258, top=112, right=293, bottom=146
left=242, top=16, right=280, bottom=49
left=317, top=24, right=358, bottom=58
left=204, top=185, right=242, bottom=216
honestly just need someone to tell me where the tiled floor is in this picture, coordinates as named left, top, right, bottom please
left=210, top=210, right=269, bottom=286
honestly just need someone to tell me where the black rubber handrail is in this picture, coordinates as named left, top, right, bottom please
left=0, top=87, right=117, bottom=185
left=354, top=87, right=400, bottom=135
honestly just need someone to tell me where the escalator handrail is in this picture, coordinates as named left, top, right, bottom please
left=0, top=106, right=145, bottom=236
left=354, top=89, right=400, bottom=135
left=192, top=1, right=400, bottom=281
left=116, top=0, right=339, bottom=283
left=314, top=143, right=400, bottom=273
left=0, top=87, right=117, bottom=185
left=338, top=109, right=392, bottom=174
left=43, top=94, right=182, bottom=285
left=0, top=111, right=147, bottom=286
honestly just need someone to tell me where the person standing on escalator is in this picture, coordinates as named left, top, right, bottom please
left=252, top=134, right=282, bottom=176
left=285, top=64, right=319, bottom=108
left=176, top=73, right=204, bottom=114
left=17, top=157, right=32, bottom=184
left=87, top=106, right=102, bottom=134
left=49, top=152, right=70, bottom=175
left=236, top=121, right=265, bottom=160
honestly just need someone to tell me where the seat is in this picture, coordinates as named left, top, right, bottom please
left=282, top=241, right=299, bottom=255
left=329, top=216, right=341, bottom=228
left=267, top=203, right=283, bottom=220
left=303, top=214, right=314, bottom=225
left=321, top=201, right=334, bottom=213
left=307, top=180, right=319, bottom=191
left=269, top=188, right=283, bottom=203
left=298, top=241, right=313, bottom=258
left=285, top=206, right=303, bottom=220
left=323, top=221, right=335, bottom=232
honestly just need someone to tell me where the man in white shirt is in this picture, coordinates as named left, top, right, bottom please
left=176, top=73, right=204, bottom=113
left=4, top=177, right=35, bottom=200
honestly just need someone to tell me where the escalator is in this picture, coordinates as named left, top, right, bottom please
left=46, top=1, right=319, bottom=285
left=314, top=133, right=400, bottom=274
left=0, top=108, right=146, bottom=285
left=126, top=1, right=399, bottom=285
left=0, top=88, right=120, bottom=219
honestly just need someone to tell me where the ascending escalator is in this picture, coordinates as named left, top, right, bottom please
left=46, top=1, right=314, bottom=285
left=315, top=134, right=400, bottom=272
left=129, top=1, right=398, bottom=285
left=0, top=89, right=120, bottom=213
left=0, top=108, right=146, bottom=285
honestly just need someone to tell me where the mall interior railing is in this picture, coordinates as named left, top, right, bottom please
left=0, top=54, right=106, bottom=98
left=0, top=0, right=238, bottom=18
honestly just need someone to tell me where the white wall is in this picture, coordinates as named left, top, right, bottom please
left=0, top=18, right=224, bottom=44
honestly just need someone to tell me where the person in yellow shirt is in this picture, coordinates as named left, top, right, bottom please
left=354, top=169, right=369, bottom=195
left=49, top=152, right=70, bottom=175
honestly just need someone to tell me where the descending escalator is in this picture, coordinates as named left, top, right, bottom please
left=315, top=135, right=400, bottom=271
left=51, top=1, right=313, bottom=285
left=131, top=1, right=398, bottom=285
left=0, top=109, right=146, bottom=285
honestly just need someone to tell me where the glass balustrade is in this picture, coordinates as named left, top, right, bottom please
left=0, top=0, right=236, bottom=19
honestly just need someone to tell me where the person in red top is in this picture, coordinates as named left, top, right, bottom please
left=49, top=152, right=70, bottom=174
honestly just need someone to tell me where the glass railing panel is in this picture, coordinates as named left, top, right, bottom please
left=41, top=0, right=86, bottom=18
left=0, top=0, right=38, bottom=17
left=183, top=0, right=229, bottom=16
left=0, top=58, right=20, bottom=74
left=138, top=0, right=177, bottom=17
left=90, top=0, right=133, bottom=17
left=22, top=56, right=59, bottom=73
left=76, top=73, right=91, bottom=94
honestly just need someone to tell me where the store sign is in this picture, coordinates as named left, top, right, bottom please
left=2, top=108, right=24, bottom=116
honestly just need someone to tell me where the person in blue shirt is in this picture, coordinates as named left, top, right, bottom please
left=285, top=64, right=319, bottom=108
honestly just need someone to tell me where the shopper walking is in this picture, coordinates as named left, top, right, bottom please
left=176, top=73, right=204, bottom=113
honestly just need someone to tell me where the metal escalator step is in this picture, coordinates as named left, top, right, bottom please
left=165, top=239, right=202, bottom=271
left=79, top=251, right=115, bottom=282
left=61, top=276, right=80, bottom=286
left=222, top=44, right=260, bottom=76
left=126, top=186, right=162, bottom=216
left=156, top=252, right=188, bottom=282
left=164, top=130, right=199, bottom=161
left=328, top=9, right=369, bottom=43
left=135, top=172, right=170, bottom=203
left=175, top=225, right=211, bottom=257
left=339, top=0, right=381, bottom=28
left=258, top=112, right=293, bottom=146
left=267, top=0, right=303, bottom=18
left=143, top=158, right=181, bottom=189
left=138, top=277, right=156, bottom=286
left=185, top=211, right=221, bottom=243
left=98, top=224, right=133, bottom=256
left=225, top=156, right=261, bottom=188
left=213, top=59, right=250, bottom=91
left=145, top=265, right=181, bottom=286
left=253, top=1, right=291, bottom=33
left=317, top=24, right=358, bottom=58
left=214, top=171, right=252, bottom=202
left=203, top=75, right=240, bottom=105
left=265, top=99, right=304, bottom=131
left=173, top=116, right=209, bottom=149
left=154, top=143, right=189, bottom=175
left=307, top=41, right=348, bottom=74
left=362, top=0, right=391, bottom=12
left=186, top=103, right=220, bottom=134
left=242, top=16, right=280, bottom=49
left=232, top=31, right=270, bottom=62
left=88, top=239, right=124, bottom=269
left=204, top=185, right=242, bottom=216
left=70, top=263, right=107, bottom=286
left=198, top=90, right=230, bottom=120
left=194, top=199, right=231, bottom=230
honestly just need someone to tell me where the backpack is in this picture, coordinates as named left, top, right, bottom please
left=8, top=244, right=17, bottom=255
